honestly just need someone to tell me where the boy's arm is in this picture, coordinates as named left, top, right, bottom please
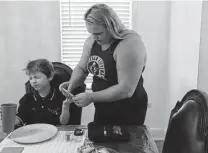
left=59, top=99, right=72, bottom=125
left=16, top=94, right=30, bottom=126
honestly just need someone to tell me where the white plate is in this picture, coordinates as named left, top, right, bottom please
left=10, top=123, right=58, bottom=144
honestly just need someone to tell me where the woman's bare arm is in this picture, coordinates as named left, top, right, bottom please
left=67, top=36, right=94, bottom=91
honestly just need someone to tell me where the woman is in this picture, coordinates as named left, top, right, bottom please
left=60, top=4, right=148, bottom=125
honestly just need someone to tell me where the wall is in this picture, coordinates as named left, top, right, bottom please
left=0, top=1, right=61, bottom=103
left=132, top=1, right=170, bottom=136
left=167, top=1, right=202, bottom=126
left=198, top=1, right=208, bottom=92
left=132, top=1, right=202, bottom=138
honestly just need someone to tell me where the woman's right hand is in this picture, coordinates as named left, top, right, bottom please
left=59, top=81, right=69, bottom=91
left=59, top=82, right=73, bottom=98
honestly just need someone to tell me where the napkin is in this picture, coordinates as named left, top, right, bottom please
left=0, top=147, right=24, bottom=153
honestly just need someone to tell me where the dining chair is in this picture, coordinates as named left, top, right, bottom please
left=162, top=89, right=208, bottom=153
left=25, top=62, right=86, bottom=125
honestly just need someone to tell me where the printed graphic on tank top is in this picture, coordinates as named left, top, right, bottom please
left=87, top=40, right=120, bottom=90
left=87, top=55, right=106, bottom=81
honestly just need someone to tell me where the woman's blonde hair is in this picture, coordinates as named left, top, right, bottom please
left=84, top=3, right=136, bottom=39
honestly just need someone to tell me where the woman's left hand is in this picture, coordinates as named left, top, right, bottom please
left=72, top=92, right=92, bottom=107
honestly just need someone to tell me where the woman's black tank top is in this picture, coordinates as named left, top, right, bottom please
left=87, top=40, right=148, bottom=125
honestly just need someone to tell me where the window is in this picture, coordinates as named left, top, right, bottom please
left=60, top=0, right=132, bottom=88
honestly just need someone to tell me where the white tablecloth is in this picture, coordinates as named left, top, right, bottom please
left=0, top=131, right=87, bottom=153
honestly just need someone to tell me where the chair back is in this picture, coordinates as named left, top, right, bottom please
left=162, top=89, right=208, bottom=153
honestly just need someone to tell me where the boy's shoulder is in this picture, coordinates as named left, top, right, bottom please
left=54, top=88, right=64, bottom=98
left=19, top=93, right=34, bottom=104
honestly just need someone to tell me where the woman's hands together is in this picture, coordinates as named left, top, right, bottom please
left=59, top=82, right=73, bottom=98
left=59, top=81, right=92, bottom=107
left=72, top=92, right=92, bottom=107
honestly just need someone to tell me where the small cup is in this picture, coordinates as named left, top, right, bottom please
left=0, top=103, right=17, bottom=134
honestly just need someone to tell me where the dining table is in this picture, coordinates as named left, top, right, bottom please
left=0, top=124, right=159, bottom=153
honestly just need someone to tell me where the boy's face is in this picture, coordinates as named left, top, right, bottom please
left=29, top=71, right=52, bottom=91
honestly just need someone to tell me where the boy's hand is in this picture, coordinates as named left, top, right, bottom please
left=63, top=98, right=73, bottom=106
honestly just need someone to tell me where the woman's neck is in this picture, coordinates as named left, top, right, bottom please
left=101, top=39, right=115, bottom=51
left=38, top=85, right=51, bottom=98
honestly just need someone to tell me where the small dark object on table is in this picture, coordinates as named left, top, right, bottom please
left=74, top=128, right=84, bottom=136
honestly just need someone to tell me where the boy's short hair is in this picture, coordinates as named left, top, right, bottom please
left=25, top=59, right=54, bottom=78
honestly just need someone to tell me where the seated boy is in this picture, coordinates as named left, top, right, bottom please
left=15, top=59, right=74, bottom=127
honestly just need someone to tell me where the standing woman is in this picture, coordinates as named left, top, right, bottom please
left=60, top=4, right=148, bottom=125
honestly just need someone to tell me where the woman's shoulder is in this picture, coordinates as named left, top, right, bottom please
left=116, top=32, right=145, bottom=53
left=114, top=31, right=146, bottom=63
left=120, top=31, right=142, bottom=44
left=81, top=35, right=95, bottom=56
left=84, top=35, right=95, bottom=48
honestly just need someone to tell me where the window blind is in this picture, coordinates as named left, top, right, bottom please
left=60, top=0, right=132, bottom=87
